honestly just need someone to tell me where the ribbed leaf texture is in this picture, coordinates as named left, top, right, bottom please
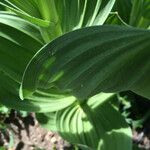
left=0, top=12, right=43, bottom=82
left=56, top=93, right=132, bottom=149
left=0, top=0, right=116, bottom=42
left=0, top=12, right=56, bottom=112
left=142, top=0, right=150, bottom=19
left=129, top=0, right=150, bottom=28
left=21, top=25, right=150, bottom=101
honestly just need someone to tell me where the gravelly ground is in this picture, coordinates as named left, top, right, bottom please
left=133, top=121, right=150, bottom=150
left=0, top=110, right=150, bottom=150
left=0, top=110, right=72, bottom=150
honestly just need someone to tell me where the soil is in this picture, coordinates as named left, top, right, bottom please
left=133, top=120, right=150, bottom=150
left=0, top=110, right=150, bottom=150
left=0, top=110, right=72, bottom=150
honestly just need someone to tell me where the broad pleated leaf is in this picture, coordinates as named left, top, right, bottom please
left=2, top=0, right=116, bottom=29
left=0, top=1, right=59, bottom=42
left=129, top=0, right=150, bottom=28
left=0, top=71, right=41, bottom=112
left=0, top=12, right=74, bottom=112
left=0, top=71, right=74, bottom=112
left=142, top=0, right=150, bottom=19
left=55, top=0, right=116, bottom=32
left=56, top=93, right=132, bottom=149
left=0, top=11, right=76, bottom=112
left=0, top=0, right=116, bottom=42
left=0, top=92, right=75, bottom=112
left=0, top=0, right=50, bottom=27
left=0, top=11, right=43, bottom=83
left=21, top=25, right=150, bottom=102
left=0, top=11, right=44, bottom=43
left=0, top=1, right=59, bottom=43
left=129, top=0, right=143, bottom=26
left=98, top=128, right=132, bottom=150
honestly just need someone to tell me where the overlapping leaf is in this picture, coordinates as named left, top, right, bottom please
left=0, top=0, right=116, bottom=42
left=21, top=25, right=150, bottom=102
left=0, top=70, right=75, bottom=112
left=113, top=0, right=132, bottom=23
left=0, top=1, right=148, bottom=150
left=0, top=0, right=62, bottom=42
left=105, top=12, right=128, bottom=26
left=2, top=0, right=116, bottom=29
left=0, top=71, right=40, bottom=112
left=0, top=11, right=45, bottom=111
left=0, top=11, right=43, bottom=82
left=0, top=11, right=77, bottom=112
left=98, top=128, right=131, bottom=150
left=142, top=0, right=150, bottom=19
left=56, top=93, right=132, bottom=149
left=129, top=0, right=150, bottom=28
left=0, top=0, right=49, bottom=27
left=55, top=0, right=116, bottom=32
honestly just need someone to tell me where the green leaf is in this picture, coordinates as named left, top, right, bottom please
left=0, top=1, right=50, bottom=27
left=0, top=0, right=5, bottom=10
left=1, top=0, right=62, bottom=38
left=104, top=12, right=129, bottom=26
left=98, top=129, right=131, bottom=150
left=55, top=0, right=116, bottom=32
left=0, top=104, right=9, bottom=114
left=21, top=25, right=150, bottom=101
left=4, top=0, right=41, bottom=17
left=0, top=71, right=42, bottom=112
left=129, top=0, right=143, bottom=26
left=0, top=11, right=43, bottom=83
left=0, top=12, right=68, bottom=112
left=0, top=11, right=44, bottom=44
left=142, top=0, right=150, bottom=19
left=35, top=0, right=62, bottom=42
left=56, top=93, right=132, bottom=149
left=129, top=0, right=150, bottom=28
left=113, top=0, right=132, bottom=23
left=0, top=0, right=63, bottom=42
left=35, top=0, right=58, bottom=22
left=0, top=70, right=75, bottom=112
left=1, top=0, right=116, bottom=42
left=0, top=147, right=5, bottom=150
left=0, top=94, right=75, bottom=113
